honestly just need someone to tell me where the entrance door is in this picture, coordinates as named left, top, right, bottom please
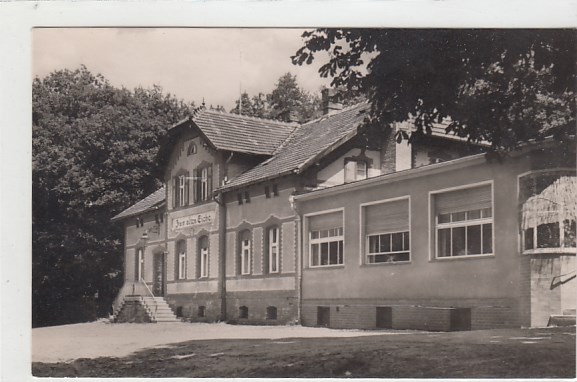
left=153, top=253, right=165, bottom=296
left=317, top=306, right=330, bottom=327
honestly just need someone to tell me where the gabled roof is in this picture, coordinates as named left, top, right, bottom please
left=111, top=187, right=165, bottom=222
left=188, top=109, right=297, bottom=156
left=218, top=103, right=370, bottom=191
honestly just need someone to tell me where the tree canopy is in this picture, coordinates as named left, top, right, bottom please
left=292, top=29, right=576, bottom=150
left=230, top=72, right=322, bottom=123
left=32, top=66, right=192, bottom=326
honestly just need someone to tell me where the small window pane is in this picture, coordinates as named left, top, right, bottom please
left=564, top=219, right=576, bottom=247
left=467, top=225, right=482, bottom=255
left=369, top=236, right=379, bottom=254
left=467, top=209, right=481, bottom=220
left=396, top=252, right=410, bottom=262
left=311, top=231, right=319, bottom=239
left=452, top=212, right=466, bottom=222
left=338, top=240, right=343, bottom=264
left=537, top=222, right=560, bottom=248
left=380, top=234, right=391, bottom=253
left=311, top=244, right=319, bottom=266
left=482, top=208, right=492, bottom=218
left=438, top=213, right=451, bottom=224
left=391, top=232, right=403, bottom=252
left=320, top=243, right=329, bottom=265
left=482, top=223, right=493, bottom=253
left=452, top=226, right=466, bottom=256
left=336, top=227, right=343, bottom=236
left=403, top=232, right=410, bottom=251
left=524, top=228, right=535, bottom=250
left=329, top=241, right=339, bottom=264
left=320, top=230, right=329, bottom=238
left=438, top=228, right=451, bottom=257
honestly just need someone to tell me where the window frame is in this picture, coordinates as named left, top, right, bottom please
left=198, top=235, right=209, bottom=278
left=305, top=208, right=345, bottom=268
left=136, top=247, right=144, bottom=281
left=344, top=158, right=369, bottom=183
left=518, top=170, right=577, bottom=255
left=360, top=196, right=411, bottom=265
left=429, top=181, right=495, bottom=261
left=239, top=230, right=252, bottom=275
left=176, top=239, right=187, bottom=280
left=267, top=226, right=280, bottom=273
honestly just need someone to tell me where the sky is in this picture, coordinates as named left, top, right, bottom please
left=33, top=28, right=332, bottom=111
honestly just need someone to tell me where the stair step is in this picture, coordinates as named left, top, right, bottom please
left=549, top=315, right=576, bottom=327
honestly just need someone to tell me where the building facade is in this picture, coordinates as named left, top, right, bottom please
left=112, top=97, right=576, bottom=329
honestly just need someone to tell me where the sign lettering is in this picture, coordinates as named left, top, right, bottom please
left=172, top=211, right=215, bottom=231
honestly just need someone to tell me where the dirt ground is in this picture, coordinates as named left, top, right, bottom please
left=33, top=324, right=575, bottom=378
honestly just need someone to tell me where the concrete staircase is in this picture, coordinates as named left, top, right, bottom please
left=114, top=295, right=180, bottom=323
left=141, top=296, right=180, bottom=322
left=549, top=309, right=576, bottom=327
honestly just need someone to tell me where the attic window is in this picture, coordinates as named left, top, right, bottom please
left=187, top=142, right=197, bottom=156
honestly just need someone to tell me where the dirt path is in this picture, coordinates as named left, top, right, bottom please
left=33, top=325, right=575, bottom=378
left=32, top=321, right=405, bottom=362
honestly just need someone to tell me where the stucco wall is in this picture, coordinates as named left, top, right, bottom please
left=298, top=154, right=531, bottom=319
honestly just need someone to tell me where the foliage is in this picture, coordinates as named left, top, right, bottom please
left=230, top=73, right=322, bottom=123
left=32, top=66, right=192, bottom=327
left=292, top=29, right=576, bottom=149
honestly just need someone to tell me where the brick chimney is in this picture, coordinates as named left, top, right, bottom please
left=322, top=88, right=343, bottom=116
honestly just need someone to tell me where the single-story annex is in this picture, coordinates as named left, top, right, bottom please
left=111, top=92, right=576, bottom=330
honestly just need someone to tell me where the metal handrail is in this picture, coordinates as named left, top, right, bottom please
left=139, top=279, right=159, bottom=321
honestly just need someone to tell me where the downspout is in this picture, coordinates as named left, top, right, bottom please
left=216, top=151, right=233, bottom=322
left=289, top=193, right=302, bottom=325
left=215, top=191, right=227, bottom=322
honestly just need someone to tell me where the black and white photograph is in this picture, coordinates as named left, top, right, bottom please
left=1, top=1, right=576, bottom=380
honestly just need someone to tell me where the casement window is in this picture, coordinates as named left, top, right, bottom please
left=176, top=240, right=187, bottom=280
left=364, top=198, right=410, bottom=263
left=135, top=247, right=144, bottom=281
left=521, top=174, right=576, bottom=252
left=308, top=211, right=344, bottom=267
left=433, top=184, right=493, bottom=258
left=172, top=173, right=189, bottom=208
left=198, top=236, right=209, bottom=278
left=344, top=159, right=368, bottom=183
left=239, top=230, right=252, bottom=275
left=193, top=165, right=212, bottom=203
left=267, top=227, right=280, bottom=273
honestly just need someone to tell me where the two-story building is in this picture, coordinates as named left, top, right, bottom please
left=111, top=92, right=575, bottom=329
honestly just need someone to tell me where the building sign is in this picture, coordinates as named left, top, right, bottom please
left=172, top=212, right=215, bottom=231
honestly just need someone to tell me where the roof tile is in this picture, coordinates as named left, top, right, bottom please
left=111, top=187, right=165, bottom=221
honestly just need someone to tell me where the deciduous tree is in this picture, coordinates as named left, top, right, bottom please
left=32, top=66, right=192, bottom=326
left=292, top=29, right=576, bottom=149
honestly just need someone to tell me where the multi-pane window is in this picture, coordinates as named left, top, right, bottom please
left=308, top=211, right=344, bottom=267
left=173, top=173, right=189, bottom=208
left=344, top=159, right=368, bottom=183
left=521, top=174, right=576, bottom=252
left=434, top=184, right=493, bottom=258
left=176, top=240, right=187, bottom=279
left=193, top=165, right=212, bottom=203
left=198, top=236, right=209, bottom=278
left=364, top=198, right=410, bottom=263
left=239, top=230, right=252, bottom=275
left=268, top=227, right=280, bottom=273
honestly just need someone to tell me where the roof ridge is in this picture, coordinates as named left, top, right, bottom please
left=300, top=101, right=369, bottom=126
left=198, top=108, right=299, bottom=128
